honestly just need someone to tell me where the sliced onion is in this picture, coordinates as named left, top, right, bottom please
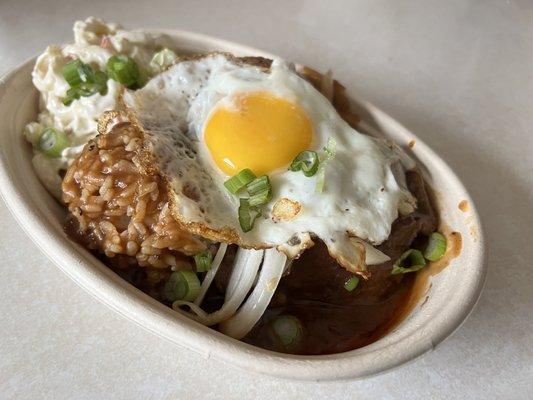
left=219, top=249, right=287, bottom=339
left=173, top=248, right=263, bottom=326
left=355, top=239, right=391, bottom=265
left=194, top=243, right=227, bottom=306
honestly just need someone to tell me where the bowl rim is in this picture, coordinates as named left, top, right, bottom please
left=0, top=28, right=487, bottom=381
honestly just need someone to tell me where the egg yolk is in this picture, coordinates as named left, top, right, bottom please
left=204, top=92, right=313, bottom=175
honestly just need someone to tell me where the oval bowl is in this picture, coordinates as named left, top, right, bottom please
left=0, top=29, right=486, bottom=381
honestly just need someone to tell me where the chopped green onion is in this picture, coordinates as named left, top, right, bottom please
left=63, top=84, right=101, bottom=106
left=224, top=169, right=256, bottom=194
left=163, top=271, right=201, bottom=302
left=194, top=250, right=213, bottom=272
left=391, top=249, right=427, bottom=275
left=67, top=72, right=108, bottom=99
left=248, top=188, right=272, bottom=207
left=424, top=232, right=447, bottom=261
left=93, top=70, right=109, bottom=94
left=62, top=88, right=81, bottom=106
left=344, top=276, right=360, bottom=291
left=63, top=60, right=104, bottom=88
left=61, top=60, right=108, bottom=105
left=77, top=63, right=95, bottom=83
left=226, top=171, right=272, bottom=232
left=62, top=60, right=84, bottom=87
left=150, top=48, right=178, bottom=73
left=137, top=67, right=150, bottom=88
left=246, top=175, right=270, bottom=195
left=246, top=175, right=272, bottom=206
left=238, top=198, right=262, bottom=232
left=37, top=128, right=68, bottom=158
left=106, top=55, right=141, bottom=89
left=62, top=93, right=76, bottom=106
left=315, top=137, right=337, bottom=193
left=62, top=60, right=107, bottom=106
left=271, top=315, right=303, bottom=348
left=289, top=150, right=319, bottom=177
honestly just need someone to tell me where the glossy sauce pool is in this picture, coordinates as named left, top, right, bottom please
left=240, top=242, right=415, bottom=355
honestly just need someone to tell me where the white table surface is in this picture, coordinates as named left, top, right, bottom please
left=1, top=0, right=532, bottom=399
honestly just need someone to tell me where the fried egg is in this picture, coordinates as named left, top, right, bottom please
left=122, top=53, right=416, bottom=276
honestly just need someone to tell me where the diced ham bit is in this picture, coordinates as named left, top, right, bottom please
left=100, top=36, right=112, bottom=49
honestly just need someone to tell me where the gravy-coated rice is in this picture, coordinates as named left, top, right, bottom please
left=62, top=122, right=205, bottom=269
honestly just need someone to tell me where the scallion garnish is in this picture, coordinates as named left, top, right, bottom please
left=289, top=150, right=319, bottom=177
left=391, top=249, right=427, bottom=275
left=194, top=250, right=213, bottom=272
left=106, top=55, right=141, bottom=89
left=61, top=60, right=108, bottom=106
left=62, top=81, right=107, bottom=105
left=238, top=198, right=262, bottom=232
left=424, top=232, right=447, bottom=261
left=77, top=63, right=95, bottom=84
left=315, top=137, right=337, bottom=193
left=37, top=128, right=69, bottom=158
left=271, top=315, right=303, bottom=349
left=248, top=188, right=272, bottom=207
left=150, top=48, right=178, bottom=73
left=344, top=276, right=360, bottom=291
left=246, top=175, right=270, bottom=195
left=62, top=60, right=84, bottom=87
left=226, top=172, right=273, bottom=232
left=163, top=271, right=201, bottom=302
left=246, top=175, right=272, bottom=207
left=224, top=169, right=256, bottom=194
left=93, top=70, right=109, bottom=92
left=62, top=89, right=79, bottom=106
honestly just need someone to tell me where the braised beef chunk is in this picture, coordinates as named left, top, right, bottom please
left=377, top=216, right=422, bottom=261
left=406, top=169, right=438, bottom=235
left=377, top=170, right=437, bottom=260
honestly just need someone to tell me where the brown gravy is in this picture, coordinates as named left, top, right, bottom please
left=242, top=242, right=415, bottom=355
left=242, top=228, right=462, bottom=355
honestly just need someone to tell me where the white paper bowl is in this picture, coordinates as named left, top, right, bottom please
left=0, top=30, right=486, bottom=381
